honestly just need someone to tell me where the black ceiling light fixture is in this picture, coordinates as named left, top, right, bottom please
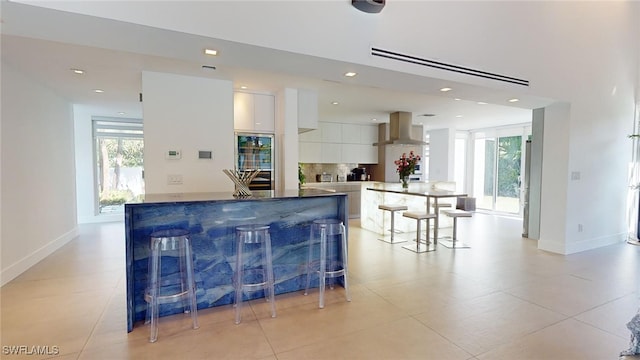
left=352, top=0, right=385, bottom=13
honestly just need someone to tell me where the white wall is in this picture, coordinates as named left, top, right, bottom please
left=276, top=88, right=300, bottom=190
left=73, top=106, right=96, bottom=223
left=428, top=128, right=455, bottom=182
left=142, top=71, right=234, bottom=194
left=1, top=64, right=78, bottom=285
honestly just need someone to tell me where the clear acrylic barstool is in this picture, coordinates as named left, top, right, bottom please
left=234, top=224, right=277, bottom=324
left=145, top=229, right=199, bottom=343
left=304, top=219, right=351, bottom=308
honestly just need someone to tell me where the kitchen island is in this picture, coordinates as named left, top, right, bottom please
left=361, top=181, right=465, bottom=240
left=125, top=189, right=348, bottom=332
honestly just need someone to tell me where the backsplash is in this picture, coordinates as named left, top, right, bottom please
left=300, top=163, right=375, bottom=183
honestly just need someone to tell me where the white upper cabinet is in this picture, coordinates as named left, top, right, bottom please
left=234, top=92, right=254, bottom=131
left=298, top=122, right=378, bottom=164
left=320, top=122, right=342, bottom=143
left=234, top=92, right=275, bottom=132
left=299, top=128, right=321, bottom=142
left=253, top=93, right=275, bottom=132
left=360, top=125, right=378, bottom=145
left=341, top=124, right=361, bottom=144
left=299, top=141, right=322, bottom=163
left=298, top=89, right=318, bottom=133
left=321, top=143, right=342, bottom=163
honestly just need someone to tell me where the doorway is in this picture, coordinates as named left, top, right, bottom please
left=93, top=117, right=144, bottom=214
left=472, top=127, right=530, bottom=215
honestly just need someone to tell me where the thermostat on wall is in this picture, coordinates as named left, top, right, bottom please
left=166, top=150, right=182, bottom=159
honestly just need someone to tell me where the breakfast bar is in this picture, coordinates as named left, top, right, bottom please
left=124, top=189, right=348, bottom=332
left=361, top=182, right=467, bottom=244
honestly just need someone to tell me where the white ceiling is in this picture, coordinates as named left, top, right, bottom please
left=1, top=2, right=554, bottom=130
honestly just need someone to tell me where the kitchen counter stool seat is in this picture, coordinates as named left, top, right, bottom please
left=401, top=212, right=437, bottom=253
left=304, top=219, right=351, bottom=308
left=440, top=210, right=472, bottom=249
left=234, top=224, right=276, bottom=324
left=145, top=229, right=199, bottom=343
left=378, top=204, right=408, bottom=244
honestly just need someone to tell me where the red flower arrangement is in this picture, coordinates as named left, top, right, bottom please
left=394, top=151, right=421, bottom=187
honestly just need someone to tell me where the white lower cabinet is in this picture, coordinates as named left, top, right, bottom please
left=302, top=182, right=362, bottom=218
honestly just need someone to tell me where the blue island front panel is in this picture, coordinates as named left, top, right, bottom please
left=125, top=194, right=347, bottom=332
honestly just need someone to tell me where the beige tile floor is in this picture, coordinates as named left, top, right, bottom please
left=2, top=214, right=640, bottom=359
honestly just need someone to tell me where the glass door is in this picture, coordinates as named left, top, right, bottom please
left=473, top=130, right=527, bottom=214
left=93, top=118, right=144, bottom=214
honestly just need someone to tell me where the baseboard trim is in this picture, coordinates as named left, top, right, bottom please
left=1, top=227, right=78, bottom=286
left=78, top=213, right=124, bottom=224
left=539, top=232, right=626, bottom=255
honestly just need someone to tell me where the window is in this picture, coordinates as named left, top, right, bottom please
left=93, top=117, right=144, bottom=214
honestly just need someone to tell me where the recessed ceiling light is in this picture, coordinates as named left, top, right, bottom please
left=71, top=68, right=85, bottom=74
left=93, top=89, right=104, bottom=93
left=371, top=118, right=378, bottom=122
left=332, top=101, right=339, bottom=105
left=344, top=72, right=357, bottom=77
left=454, top=98, right=461, bottom=101
left=440, top=87, right=452, bottom=92
left=240, top=86, right=248, bottom=90
left=204, top=48, right=218, bottom=56
left=455, top=115, right=463, bottom=118
left=477, top=101, right=488, bottom=105
left=118, top=112, right=126, bottom=115
left=508, top=98, right=520, bottom=103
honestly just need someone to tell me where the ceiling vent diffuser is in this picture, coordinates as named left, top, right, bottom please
left=371, top=47, right=529, bottom=86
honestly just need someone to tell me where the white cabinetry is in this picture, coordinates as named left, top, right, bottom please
left=321, top=122, right=342, bottom=143
left=298, top=89, right=318, bottom=132
left=356, top=124, right=378, bottom=164
left=321, top=143, right=342, bottom=163
left=341, top=124, right=361, bottom=144
left=298, top=122, right=378, bottom=164
left=299, top=142, right=321, bottom=163
left=234, top=92, right=275, bottom=132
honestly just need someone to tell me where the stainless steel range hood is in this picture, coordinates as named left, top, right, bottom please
left=373, top=111, right=428, bottom=146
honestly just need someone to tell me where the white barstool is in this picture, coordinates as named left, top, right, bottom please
left=401, top=212, right=437, bottom=253
left=304, top=219, right=351, bottom=308
left=440, top=210, right=473, bottom=249
left=378, top=204, right=408, bottom=244
left=145, top=229, right=199, bottom=343
left=234, top=224, right=276, bottom=324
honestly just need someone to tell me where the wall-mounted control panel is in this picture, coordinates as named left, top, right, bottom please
left=198, top=150, right=213, bottom=159
left=166, top=150, right=182, bottom=160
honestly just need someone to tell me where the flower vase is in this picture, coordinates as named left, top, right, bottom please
left=401, top=176, right=409, bottom=189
